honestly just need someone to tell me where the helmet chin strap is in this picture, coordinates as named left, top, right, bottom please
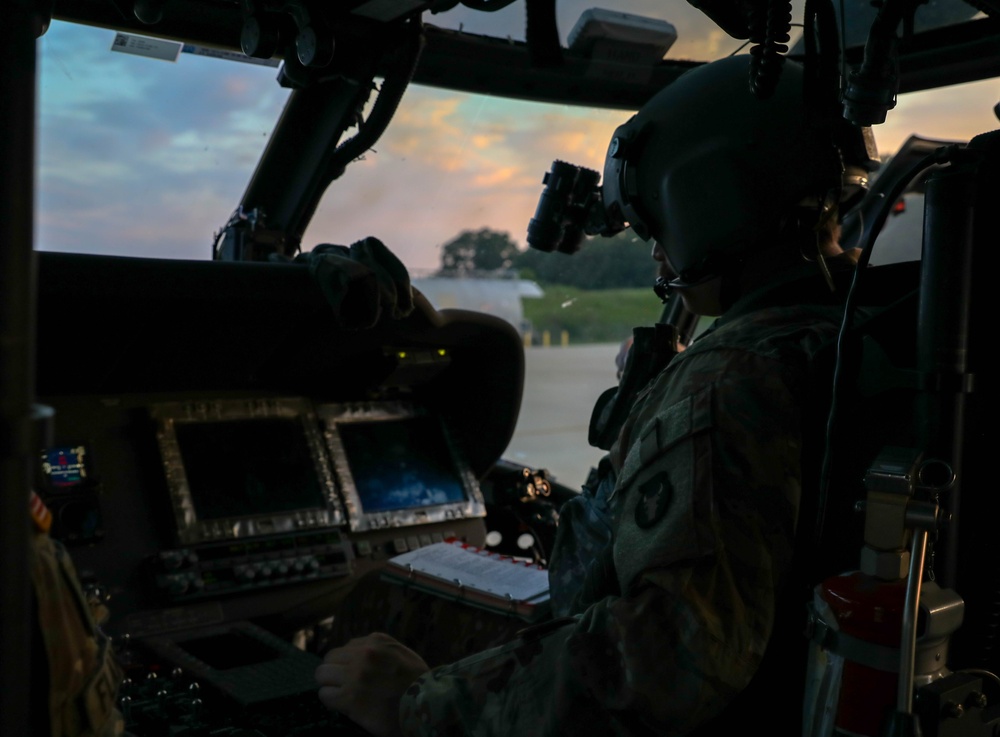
left=803, top=234, right=836, bottom=292
left=654, top=258, right=745, bottom=314
left=796, top=192, right=841, bottom=292
left=653, top=276, right=672, bottom=304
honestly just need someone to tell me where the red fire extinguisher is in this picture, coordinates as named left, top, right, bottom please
left=805, top=570, right=962, bottom=737
left=805, top=571, right=907, bottom=737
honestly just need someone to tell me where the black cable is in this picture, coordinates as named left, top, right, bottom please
left=803, top=0, right=840, bottom=123
left=814, top=144, right=960, bottom=547
left=803, top=0, right=818, bottom=109
left=729, top=23, right=802, bottom=57
left=325, top=18, right=425, bottom=182
left=748, top=0, right=792, bottom=99
left=816, top=0, right=841, bottom=107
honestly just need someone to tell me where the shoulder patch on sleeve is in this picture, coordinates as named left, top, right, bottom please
left=634, top=472, right=673, bottom=529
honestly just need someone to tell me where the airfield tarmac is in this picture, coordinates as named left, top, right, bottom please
left=502, top=342, right=621, bottom=491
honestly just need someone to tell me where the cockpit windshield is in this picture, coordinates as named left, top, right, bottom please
left=36, top=1, right=993, bottom=264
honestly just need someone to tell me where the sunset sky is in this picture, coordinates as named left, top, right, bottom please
left=36, top=2, right=1000, bottom=273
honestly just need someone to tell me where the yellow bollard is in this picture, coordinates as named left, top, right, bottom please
left=542, top=330, right=551, bottom=347
left=561, top=330, right=569, bottom=347
left=523, top=330, right=532, bottom=348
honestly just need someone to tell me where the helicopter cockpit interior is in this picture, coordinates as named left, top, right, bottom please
left=3, top=0, right=1000, bottom=736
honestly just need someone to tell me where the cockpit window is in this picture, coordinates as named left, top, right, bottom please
left=37, top=20, right=290, bottom=259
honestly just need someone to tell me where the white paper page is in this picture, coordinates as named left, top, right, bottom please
left=391, top=542, right=549, bottom=601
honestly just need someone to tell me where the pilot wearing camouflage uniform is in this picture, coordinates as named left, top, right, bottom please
left=316, top=54, right=878, bottom=736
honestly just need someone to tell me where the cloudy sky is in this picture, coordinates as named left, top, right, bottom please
left=36, top=1, right=1000, bottom=272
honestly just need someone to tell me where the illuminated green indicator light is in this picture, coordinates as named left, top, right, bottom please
left=438, top=349, right=447, bottom=356
left=397, top=351, right=407, bottom=359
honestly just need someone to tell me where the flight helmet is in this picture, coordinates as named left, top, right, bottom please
left=600, top=54, right=877, bottom=288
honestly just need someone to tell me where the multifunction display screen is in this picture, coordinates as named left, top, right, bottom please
left=337, top=416, right=468, bottom=513
left=175, top=418, right=326, bottom=520
left=40, top=445, right=89, bottom=489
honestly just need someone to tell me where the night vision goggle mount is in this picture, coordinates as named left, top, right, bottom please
left=526, top=160, right=626, bottom=255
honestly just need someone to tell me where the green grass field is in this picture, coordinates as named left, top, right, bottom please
left=522, top=286, right=664, bottom=344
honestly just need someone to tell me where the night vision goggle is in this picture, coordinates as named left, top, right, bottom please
left=526, top=160, right=626, bottom=255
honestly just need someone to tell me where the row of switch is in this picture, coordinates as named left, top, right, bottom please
left=353, top=530, right=457, bottom=559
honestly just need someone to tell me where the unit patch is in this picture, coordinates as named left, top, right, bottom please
left=635, top=472, right=673, bottom=529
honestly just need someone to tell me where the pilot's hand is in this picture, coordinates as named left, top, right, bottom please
left=315, top=632, right=430, bottom=737
left=303, top=237, right=414, bottom=331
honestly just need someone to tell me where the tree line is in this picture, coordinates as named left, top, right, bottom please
left=437, top=228, right=658, bottom=290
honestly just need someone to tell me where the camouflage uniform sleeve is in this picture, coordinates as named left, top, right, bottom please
left=546, top=456, right=616, bottom=618
left=398, top=349, right=803, bottom=736
left=30, top=530, right=125, bottom=737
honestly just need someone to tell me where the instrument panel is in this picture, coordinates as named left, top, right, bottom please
left=36, top=392, right=488, bottom=638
